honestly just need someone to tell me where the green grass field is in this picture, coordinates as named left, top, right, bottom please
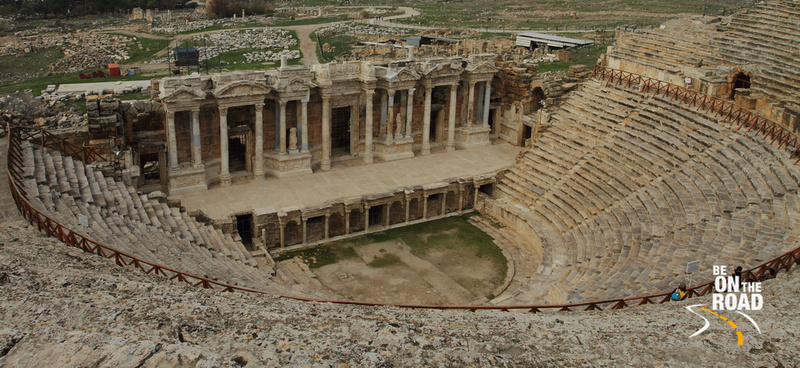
left=121, top=36, right=171, bottom=63
left=0, top=47, right=63, bottom=75
left=387, top=0, right=751, bottom=30
left=537, top=42, right=612, bottom=72
left=313, top=33, right=358, bottom=63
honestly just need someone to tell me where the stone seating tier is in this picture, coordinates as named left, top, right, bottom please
left=491, top=79, right=800, bottom=304
left=24, top=144, right=333, bottom=297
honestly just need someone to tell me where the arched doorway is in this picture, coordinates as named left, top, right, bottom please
left=730, top=73, right=751, bottom=100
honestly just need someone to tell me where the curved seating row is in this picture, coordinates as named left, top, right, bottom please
left=492, top=79, right=800, bottom=304
left=20, top=144, right=332, bottom=298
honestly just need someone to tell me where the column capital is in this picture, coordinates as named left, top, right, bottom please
left=364, top=88, right=375, bottom=96
left=166, top=110, right=175, bottom=119
left=255, top=102, right=265, bottom=109
left=387, top=89, right=395, bottom=97
left=301, top=98, right=310, bottom=104
left=408, top=87, right=416, bottom=94
left=219, top=106, right=228, bottom=115
left=278, top=99, right=288, bottom=106
left=191, top=108, right=200, bottom=114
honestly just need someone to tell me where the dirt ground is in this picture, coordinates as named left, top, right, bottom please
left=301, top=219, right=507, bottom=305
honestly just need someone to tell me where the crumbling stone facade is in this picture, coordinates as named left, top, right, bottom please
left=153, top=55, right=500, bottom=194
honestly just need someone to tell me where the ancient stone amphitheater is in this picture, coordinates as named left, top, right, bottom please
left=3, top=1, right=800, bottom=365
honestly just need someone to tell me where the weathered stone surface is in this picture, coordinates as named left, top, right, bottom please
left=0, top=221, right=797, bottom=367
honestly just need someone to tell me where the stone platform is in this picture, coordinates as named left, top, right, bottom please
left=174, top=142, right=522, bottom=221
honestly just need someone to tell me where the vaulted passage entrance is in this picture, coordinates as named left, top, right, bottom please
left=730, top=73, right=751, bottom=100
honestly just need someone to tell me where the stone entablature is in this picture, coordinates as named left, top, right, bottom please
left=154, top=55, right=500, bottom=194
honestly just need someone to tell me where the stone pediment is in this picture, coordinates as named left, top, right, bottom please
left=419, top=58, right=464, bottom=79
left=213, top=80, right=271, bottom=99
left=161, top=86, right=206, bottom=103
left=466, top=61, right=498, bottom=75
left=383, top=67, right=420, bottom=83
left=276, top=77, right=317, bottom=93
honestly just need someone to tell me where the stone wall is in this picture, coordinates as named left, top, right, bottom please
left=249, top=175, right=493, bottom=251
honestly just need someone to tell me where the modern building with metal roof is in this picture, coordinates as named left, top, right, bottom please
left=515, top=32, right=594, bottom=49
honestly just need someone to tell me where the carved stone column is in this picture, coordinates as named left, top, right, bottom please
left=344, top=209, right=351, bottom=235
left=482, top=81, right=491, bottom=127
left=458, top=184, right=464, bottom=214
left=301, top=98, right=309, bottom=152
left=386, top=90, right=395, bottom=143
left=279, top=217, right=285, bottom=248
left=422, top=194, right=429, bottom=219
left=166, top=110, right=178, bottom=169
left=324, top=213, right=330, bottom=240
left=364, top=205, right=371, bottom=234
left=321, top=94, right=331, bottom=171
left=467, top=81, right=476, bottom=126
left=447, top=84, right=457, bottom=151
left=380, top=90, right=387, bottom=136
left=219, top=106, right=231, bottom=187
left=364, top=89, right=374, bottom=164
left=254, top=102, right=265, bottom=177
left=405, top=87, right=415, bottom=138
left=422, top=83, right=433, bottom=155
left=460, top=82, right=469, bottom=126
left=405, top=196, right=411, bottom=222
left=302, top=217, right=307, bottom=245
left=191, top=109, right=203, bottom=168
left=279, top=100, right=287, bottom=155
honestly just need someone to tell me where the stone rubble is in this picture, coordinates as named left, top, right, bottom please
left=316, top=23, right=398, bottom=38
left=242, top=49, right=301, bottom=64
left=150, top=16, right=275, bottom=34
left=0, top=31, right=130, bottom=74
left=149, top=28, right=297, bottom=64
left=0, top=91, right=85, bottom=131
